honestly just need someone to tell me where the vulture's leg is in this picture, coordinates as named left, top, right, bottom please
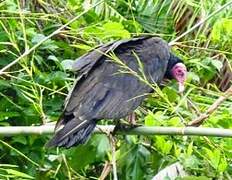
left=127, top=112, right=141, bottom=128
left=112, top=113, right=140, bottom=135
left=125, top=112, right=141, bottom=130
left=127, top=112, right=136, bottom=125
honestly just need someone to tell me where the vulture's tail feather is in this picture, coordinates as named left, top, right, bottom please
left=46, top=119, right=96, bottom=148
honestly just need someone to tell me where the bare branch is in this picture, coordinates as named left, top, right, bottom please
left=0, top=125, right=232, bottom=137
left=99, top=161, right=112, bottom=180
left=188, top=86, right=232, bottom=126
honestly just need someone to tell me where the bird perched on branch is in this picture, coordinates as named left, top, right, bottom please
left=46, top=36, right=187, bottom=148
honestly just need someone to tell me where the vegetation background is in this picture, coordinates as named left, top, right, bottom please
left=0, top=0, right=232, bottom=179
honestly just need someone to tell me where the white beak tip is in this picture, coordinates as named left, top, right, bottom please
left=178, top=83, right=185, bottom=93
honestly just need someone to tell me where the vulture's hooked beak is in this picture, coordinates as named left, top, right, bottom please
left=178, top=81, right=185, bottom=93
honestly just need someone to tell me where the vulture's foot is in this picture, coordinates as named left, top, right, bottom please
left=112, top=122, right=141, bottom=135
left=127, top=112, right=137, bottom=125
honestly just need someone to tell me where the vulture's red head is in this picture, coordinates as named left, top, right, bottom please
left=171, top=62, right=187, bottom=92
left=165, top=54, right=187, bottom=93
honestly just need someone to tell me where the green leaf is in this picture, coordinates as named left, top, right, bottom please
left=155, top=137, right=173, bottom=155
left=162, top=86, right=178, bottom=102
left=91, top=134, right=110, bottom=160
left=5, top=169, right=34, bottom=179
left=211, top=18, right=232, bottom=43
left=12, top=136, right=27, bottom=145
left=180, top=155, right=199, bottom=169
left=118, top=142, right=150, bottom=180
left=174, top=144, right=181, bottom=157
left=144, top=112, right=157, bottom=126
left=0, top=112, right=20, bottom=121
left=218, top=156, right=227, bottom=173
left=61, top=59, right=74, bottom=70
left=168, top=117, right=182, bottom=126
left=0, top=79, right=12, bottom=89
left=180, top=176, right=211, bottom=180
left=71, top=44, right=92, bottom=51
left=205, top=148, right=221, bottom=170
left=32, top=34, right=58, bottom=50
left=187, top=72, right=200, bottom=83
left=47, top=55, right=59, bottom=62
left=83, top=21, right=130, bottom=41
left=68, top=134, right=109, bottom=171
left=186, top=141, right=193, bottom=157
left=31, top=34, right=46, bottom=44
left=102, top=22, right=130, bottom=39
left=211, top=59, right=223, bottom=71
left=68, top=143, right=97, bottom=171
left=48, top=71, right=67, bottom=86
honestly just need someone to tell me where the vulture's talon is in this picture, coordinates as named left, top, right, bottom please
left=112, top=123, right=141, bottom=135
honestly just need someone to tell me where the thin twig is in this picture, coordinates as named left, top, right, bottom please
left=176, top=43, right=232, bottom=55
left=188, top=86, right=232, bottom=126
left=62, top=154, right=72, bottom=180
left=0, top=140, right=40, bottom=167
left=0, top=0, right=104, bottom=76
left=169, top=1, right=232, bottom=46
left=109, top=134, right=118, bottom=180
left=99, top=161, right=112, bottom=180
left=0, top=125, right=232, bottom=137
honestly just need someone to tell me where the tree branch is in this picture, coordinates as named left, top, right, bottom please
left=188, top=86, right=232, bottom=126
left=0, top=125, right=232, bottom=137
left=99, top=161, right=112, bottom=180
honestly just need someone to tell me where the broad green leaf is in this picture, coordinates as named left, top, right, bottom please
left=162, top=86, right=178, bottom=102
left=144, top=112, right=157, bottom=126
left=68, top=143, right=97, bottom=171
left=187, top=72, right=200, bottom=83
left=168, top=117, right=182, bottom=126
left=211, top=18, right=232, bottom=43
left=12, top=136, right=27, bottom=145
left=205, top=148, right=222, bottom=170
left=180, top=154, right=200, bottom=169
left=211, top=59, right=223, bottom=71
left=61, top=59, right=74, bottom=70
left=155, top=137, right=173, bottom=155
left=91, top=134, right=110, bottom=160
left=31, top=34, right=46, bottom=44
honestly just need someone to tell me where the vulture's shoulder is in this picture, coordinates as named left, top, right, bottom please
left=71, top=36, right=167, bottom=75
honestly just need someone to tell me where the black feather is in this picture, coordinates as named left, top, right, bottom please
left=47, top=36, right=184, bottom=148
left=164, top=53, right=183, bottom=79
left=46, top=119, right=96, bottom=148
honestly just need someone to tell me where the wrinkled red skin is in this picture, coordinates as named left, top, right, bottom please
left=171, top=63, right=187, bottom=93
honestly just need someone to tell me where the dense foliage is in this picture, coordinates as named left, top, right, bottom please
left=0, top=0, right=232, bottom=179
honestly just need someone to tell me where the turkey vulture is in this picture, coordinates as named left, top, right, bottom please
left=47, top=36, right=187, bottom=148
